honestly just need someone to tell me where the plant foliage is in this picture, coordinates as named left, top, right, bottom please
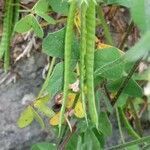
left=0, top=0, right=150, bottom=149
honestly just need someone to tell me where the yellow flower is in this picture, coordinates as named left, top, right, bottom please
left=49, top=112, right=60, bottom=126
left=74, top=101, right=85, bottom=118
left=66, top=93, right=76, bottom=109
left=49, top=93, right=85, bottom=126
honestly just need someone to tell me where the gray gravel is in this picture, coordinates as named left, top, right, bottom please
left=0, top=52, right=54, bottom=150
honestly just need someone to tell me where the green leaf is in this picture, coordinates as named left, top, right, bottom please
left=94, top=75, right=104, bottom=87
left=99, top=112, right=112, bottom=137
left=31, top=15, right=44, bottom=38
left=92, top=128, right=105, bottom=149
left=99, top=91, right=113, bottom=114
left=15, top=15, right=32, bottom=33
left=66, top=134, right=78, bottom=150
left=35, top=95, right=50, bottom=104
left=33, top=0, right=49, bottom=13
left=94, top=47, right=124, bottom=80
left=107, top=78, right=143, bottom=97
left=127, top=145, right=139, bottom=150
left=42, top=27, right=79, bottom=59
left=36, top=12, right=56, bottom=24
left=76, top=120, right=88, bottom=133
left=42, top=28, right=65, bottom=58
left=46, top=62, right=63, bottom=97
left=48, top=0, right=69, bottom=16
left=130, top=0, right=150, bottom=33
left=116, top=94, right=128, bottom=107
left=30, top=106, right=45, bottom=129
left=15, top=15, right=44, bottom=38
left=31, top=142, right=57, bottom=150
left=93, top=128, right=105, bottom=150
left=44, top=62, right=77, bottom=98
left=34, top=101, right=55, bottom=117
left=33, top=0, right=56, bottom=25
left=17, top=106, right=34, bottom=128
left=124, top=61, right=135, bottom=73
left=77, top=136, right=83, bottom=150
left=124, top=31, right=150, bottom=62
left=84, top=129, right=101, bottom=150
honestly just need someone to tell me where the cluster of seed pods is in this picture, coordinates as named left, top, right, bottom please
left=59, top=0, right=98, bottom=134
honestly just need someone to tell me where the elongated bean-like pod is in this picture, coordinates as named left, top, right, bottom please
left=4, top=0, right=14, bottom=71
left=59, top=0, right=77, bottom=135
left=0, top=0, right=13, bottom=60
left=85, top=0, right=98, bottom=128
left=80, top=3, right=88, bottom=123
left=119, top=107, right=140, bottom=139
left=1, top=0, right=19, bottom=71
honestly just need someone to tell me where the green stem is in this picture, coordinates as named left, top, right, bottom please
left=129, top=100, right=143, bottom=136
left=97, top=5, right=113, bottom=45
left=107, top=135, right=150, bottom=150
left=58, top=122, right=77, bottom=150
left=119, top=107, right=140, bottom=140
left=112, top=58, right=142, bottom=106
left=118, top=21, right=134, bottom=50
left=142, top=143, right=150, bottom=150
left=116, top=108, right=126, bottom=144
left=38, top=57, right=56, bottom=97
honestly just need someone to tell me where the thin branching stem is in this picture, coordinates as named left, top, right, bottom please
left=107, top=135, right=150, bottom=150
left=119, top=107, right=140, bottom=140
left=129, top=99, right=143, bottom=136
left=112, top=58, right=142, bottom=106
left=97, top=5, right=113, bottom=45
left=116, top=108, right=126, bottom=144
left=118, top=21, right=134, bottom=50
left=38, top=57, right=56, bottom=97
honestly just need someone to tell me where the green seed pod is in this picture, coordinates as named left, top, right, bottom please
left=85, top=0, right=98, bottom=128
left=119, top=108, right=140, bottom=139
left=0, top=0, right=13, bottom=59
left=4, top=0, right=14, bottom=71
left=59, top=0, right=77, bottom=135
left=80, top=3, right=88, bottom=123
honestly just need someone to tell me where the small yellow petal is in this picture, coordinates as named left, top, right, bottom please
left=74, top=101, right=85, bottom=118
left=97, top=43, right=112, bottom=49
left=49, top=112, right=60, bottom=126
left=66, top=93, right=76, bottom=109
left=74, top=11, right=81, bottom=33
